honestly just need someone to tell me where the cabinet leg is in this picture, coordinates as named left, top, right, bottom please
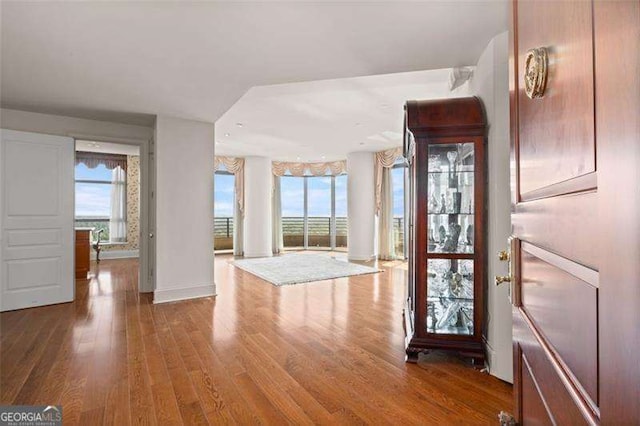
left=405, top=347, right=423, bottom=363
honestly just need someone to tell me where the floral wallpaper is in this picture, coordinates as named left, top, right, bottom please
left=103, top=155, right=139, bottom=251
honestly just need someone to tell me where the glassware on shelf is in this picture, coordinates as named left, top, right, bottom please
left=426, top=259, right=475, bottom=335
left=428, top=155, right=442, bottom=172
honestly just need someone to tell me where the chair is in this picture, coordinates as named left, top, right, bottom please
left=92, top=229, right=105, bottom=263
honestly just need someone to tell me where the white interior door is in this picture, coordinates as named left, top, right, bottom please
left=1, top=129, right=74, bottom=311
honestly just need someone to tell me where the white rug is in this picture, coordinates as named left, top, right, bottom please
left=232, top=253, right=380, bottom=286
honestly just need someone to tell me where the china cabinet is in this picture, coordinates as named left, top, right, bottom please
left=403, top=97, right=487, bottom=364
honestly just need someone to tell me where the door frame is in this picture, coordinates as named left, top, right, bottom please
left=71, top=132, right=154, bottom=293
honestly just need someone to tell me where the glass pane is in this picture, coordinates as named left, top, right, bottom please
left=426, top=259, right=474, bottom=335
left=307, top=176, right=331, bottom=248
left=75, top=181, right=112, bottom=242
left=392, top=167, right=406, bottom=257
left=335, top=174, right=348, bottom=250
left=281, top=176, right=305, bottom=248
left=427, top=142, right=474, bottom=254
left=75, top=182, right=111, bottom=217
left=214, top=173, right=235, bottom=251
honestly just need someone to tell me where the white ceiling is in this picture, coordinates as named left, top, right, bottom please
left=1, top=1, right=507, bottom=128
left=216, top=68, right=471, bottom=161
left=75, top=140, right=140, bottom=156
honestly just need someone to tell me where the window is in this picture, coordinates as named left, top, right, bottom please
left=75, top=163, right=115, bottom=242
left=214, top=170, right=235, bottom=251
left=281, top=174, right=347, bottom=250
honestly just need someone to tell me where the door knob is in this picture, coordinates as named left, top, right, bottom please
left=495, top=243, right=513, bottom=286
left=495, top=275, right=511, bottom=284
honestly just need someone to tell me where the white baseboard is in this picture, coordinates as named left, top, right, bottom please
left=153, top=283, right=216, bottom=304
left=243, top=251, right=273, bottom=258
left=485, top=340, right=514, bottom=383
left=348, top=253, right=376, bottom=262
left=91, top=249, right=139, bottom=260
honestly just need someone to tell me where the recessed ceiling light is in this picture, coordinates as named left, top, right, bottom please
left=355, top=122, right=361, bottom=127
left=215, top=141, right=220, bottom=145
left=224, top=133, right=230, bottom=137
left=359, top=142, right=365, bottom=145
left=321, top=156, right=326, bottom=159
left=296, top=156, right=301, bottom=160
left=236, top=123, right=243, bottom=127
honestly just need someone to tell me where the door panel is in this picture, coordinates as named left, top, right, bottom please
left=515, top=314, right=591, bottom=425
left=521, top=247, right=598, bottom=404
left=521, top=356, right=553, bottom=426
left=1, top=129, right=74, bottom=311
left=512, top=191, right=598, bottom=269
left=517, top=0, right=595, bottom=196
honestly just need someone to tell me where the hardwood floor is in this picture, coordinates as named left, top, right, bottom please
left=0, top=254, right=512, bottom=425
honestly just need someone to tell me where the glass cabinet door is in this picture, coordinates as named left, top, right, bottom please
left=426, top=142, right=475, bottom=336
left=426, top=142, right=474, bottom=254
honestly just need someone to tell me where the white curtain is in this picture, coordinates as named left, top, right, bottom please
left=272, top=175, right=283, bottom=254
left=374, top=147, right=402, bottom=215
left=378, top=167, right=396, bottom=260
left=375, top=147, right=403, bottom=260
left=109, top=166, right=127, bottom=242
left=233, top=191, right=244, bottom=257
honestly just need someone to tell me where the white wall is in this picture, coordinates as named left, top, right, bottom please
left=243, top=156, right=273, bottom=258
left=347, top=152, right=377, bottom=261
left=470, top=31, right=512, bottom=383
left=0, top=108, right=153, bottom=141
left=153, top=115, right=216, bottom=303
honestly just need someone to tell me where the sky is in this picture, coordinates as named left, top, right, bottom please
left=75, top=163, right=112, bottom=217
left=214, top=170, right=405, bottom=218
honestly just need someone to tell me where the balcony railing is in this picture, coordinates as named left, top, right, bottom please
left=214, top=216, right=405, bottom=254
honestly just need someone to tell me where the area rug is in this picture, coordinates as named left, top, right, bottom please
left=231, top=253, right=380, bottom=286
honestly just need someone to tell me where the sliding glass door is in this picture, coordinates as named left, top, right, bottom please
left=281, top=176, right=305, bottom=249
left=281, top=174, right=347, bottom=251
left=214, top=171, right=235, bottom=251
left=392, top=164, right=407, bottom=259
left=307, top=176, right=331, bottom=248
left=335, top=174, right=348, bottom=250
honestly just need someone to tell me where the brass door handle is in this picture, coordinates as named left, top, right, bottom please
left=496, top=237, right=520, bottom=306
left=495, top=275, right=511, bottom=284
left=495, top=241, right=513, bottom=286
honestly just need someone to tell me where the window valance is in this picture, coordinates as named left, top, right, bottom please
left=272, top=160, right=346, bottom=177
left=76, top=151, right=128, bottom=171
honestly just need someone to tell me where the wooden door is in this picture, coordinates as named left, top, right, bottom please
left=509, top=1, right=639, bottom=424
left=0, top=129, right=75, bottom=311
